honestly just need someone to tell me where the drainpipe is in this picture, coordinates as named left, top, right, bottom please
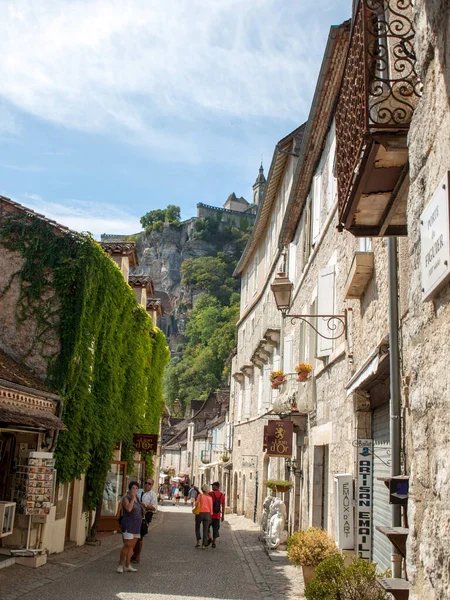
left=388, top=237, right=402, bottom=577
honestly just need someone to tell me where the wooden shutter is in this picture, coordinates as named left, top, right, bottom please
left=317, top=265, right=335, bottom=356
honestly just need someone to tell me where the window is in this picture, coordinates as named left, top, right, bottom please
left=303, top=198, right=312, bottom=265
left=298, top=320, right=306, bottom=364
left=284, top=336, right=293, bottom=374
left=327, top=134, right=337, bottom=209
left=253, top=252, right=258, bottom=295
left=288, top=241, right=297, bottom=283
left=317, top=265, right=335, bottom=357
left=244, top=378, right=252, bottom=418
left=257, top=369, right=263, bottom=414
left=262, top=364, right=271, bottom=411
left=359, top=238, right=372, bottom=252
left=243, top=272, right=249, bottom=307
left=312, top=173, right=322, bottom=243
left=237, top=386, right=243, bottom=421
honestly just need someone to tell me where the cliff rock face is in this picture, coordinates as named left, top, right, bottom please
left=132, top=221, right=238, bottom=311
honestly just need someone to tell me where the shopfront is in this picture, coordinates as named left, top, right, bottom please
left=0, top=351, right=65, bottom=560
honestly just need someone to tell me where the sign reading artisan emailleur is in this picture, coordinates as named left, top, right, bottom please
left=266, top=420, right=293, bottom=457
left=356, top=439, right=373, bottom=561
left=421, top=171, right=450, bottom=301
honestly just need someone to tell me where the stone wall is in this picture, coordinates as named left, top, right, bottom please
left=0, top=246, right=59, bottom=380
left=403, top=2, right=450, bottom=598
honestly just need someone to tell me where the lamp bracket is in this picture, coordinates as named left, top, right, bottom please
left=283, top=311, right=347, bottom=341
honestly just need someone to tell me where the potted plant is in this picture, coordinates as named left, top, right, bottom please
left=270, top=370, right=285, bottom=389
left=295, top=362, right=313, bottom=382
left=221, top=454, right=230, bottom=462
left=265, top=479, right=294, bottom=493
left=287, top=527, right=338, bottom=585
left=305, top=553, right=388, bottom=599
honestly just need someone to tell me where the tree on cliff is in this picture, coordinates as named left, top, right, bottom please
left=163, top=293, right=239, bottom=408
left=180, top=253, right=238, bottom=305
left=140, top=204, right=181, bottom=232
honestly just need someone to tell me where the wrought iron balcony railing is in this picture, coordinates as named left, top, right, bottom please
left=336, top=0, right=421, bottom=237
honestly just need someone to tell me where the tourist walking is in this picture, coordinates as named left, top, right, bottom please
left=207, top=481, right=225, bottom=548
left=117, top=481, right=144, bottom=573
left=194, top=483, right=213, bottom=549
left=189, top=485, right=199, bottom=505
left=131, top=478, right=157, bottom=564
left=183, top=482, right=190, bottom=504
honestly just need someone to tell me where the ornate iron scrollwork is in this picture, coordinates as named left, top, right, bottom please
left=285, top=314, right=347, bottom=341
left=335, top=0, right=422, bottom=224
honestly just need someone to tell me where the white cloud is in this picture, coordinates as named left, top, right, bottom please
left=0, top=0, right=348, bottom=161
left=22, top=193, right=141, bottom=239
left=0, top=163, right=45, bottom=172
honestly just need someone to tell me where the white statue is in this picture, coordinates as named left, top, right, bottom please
left=264, top=497, right=288, bottom=549
left=261, top=495, right=274, bottom=534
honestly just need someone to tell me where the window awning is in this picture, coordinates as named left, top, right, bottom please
left=0, top=403, right=66, bottom=430
left=199, top=460, right=223, bottom=471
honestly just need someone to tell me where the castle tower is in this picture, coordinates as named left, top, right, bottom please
left=252, top=163, right=266, bottom=206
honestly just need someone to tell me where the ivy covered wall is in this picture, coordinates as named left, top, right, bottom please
left=0, top=212, right=169, bottom=509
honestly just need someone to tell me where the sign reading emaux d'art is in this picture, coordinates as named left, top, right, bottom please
left=421, top=172, right=450, bottom=301
left=266, top=420, right=293, bottom=457
left=133, top=434, right=158, bottom=452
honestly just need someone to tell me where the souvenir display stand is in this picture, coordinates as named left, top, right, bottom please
left=11, top=451, right=55, bottom=564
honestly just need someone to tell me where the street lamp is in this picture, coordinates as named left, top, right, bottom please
left=271, top=273, right=348, bottom=341
left=173, top=399, right=182, bottom=415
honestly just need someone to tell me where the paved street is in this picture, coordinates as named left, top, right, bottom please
left=0, top=501, right=305, bottom=600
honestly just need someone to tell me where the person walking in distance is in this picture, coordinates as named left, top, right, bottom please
left=207, top=481, right=225, bottom=548
left=131, top=478, right=157, bottom=564
left=117, top=481, right=144, bottom=573
left=183, top=481, right=190, bottom=504
left=194, top=484, right=213, bottom=549
left=189, top=484, right=199, bottom=505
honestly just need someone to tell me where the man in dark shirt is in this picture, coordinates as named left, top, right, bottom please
left=207, top=481, right=225, bottom=548
left=183, top=482, right=191, bottom=504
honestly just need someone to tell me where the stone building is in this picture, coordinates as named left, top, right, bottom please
left=0, top=196, right=161, bottom=560
left=332, top=1, right=450, bottom=598
left=229, top=120, right=305, bottom=524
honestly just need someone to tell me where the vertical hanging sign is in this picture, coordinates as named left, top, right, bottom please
left=334, top=473, right=354, bottom=550
left=356, top=439, right=373, bottom=561
left=266, top=420, right=293, bottom=457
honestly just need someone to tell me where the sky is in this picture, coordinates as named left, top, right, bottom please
left=0, top=0, right=350, bottom=239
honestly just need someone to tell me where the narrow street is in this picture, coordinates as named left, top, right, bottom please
left=0, top=501, right=305, bottom=600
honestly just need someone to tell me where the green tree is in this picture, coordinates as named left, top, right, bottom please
left=140, top=205, right=181, bottom=232
left=163, top=293, right=239, bottom=409
left=181, top=253, right=238, bottom=305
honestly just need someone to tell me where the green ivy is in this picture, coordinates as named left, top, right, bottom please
left=0, top=214, right=169, bottom=509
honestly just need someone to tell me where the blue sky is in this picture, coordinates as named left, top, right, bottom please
left=0, top=0, right=350, bottom=238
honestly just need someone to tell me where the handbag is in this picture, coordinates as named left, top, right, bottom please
left=140, top=518, right=149, bottom=537
left=192, top=501, right=201, bottom=515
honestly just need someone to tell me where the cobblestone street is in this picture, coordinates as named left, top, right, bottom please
left=0, top=502, right=305, bottom=600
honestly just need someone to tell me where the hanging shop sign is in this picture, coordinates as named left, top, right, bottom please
left=356, top=439, right=373, bottom=561
left=263, top=426, right=268, bottom=451
left=334, top=473, right=354, bottom=550
left=266, top=420, right=293, bottom=457
left=133, top=434, right=158, bottom=452
left=421, top=171, right=450, bottom=301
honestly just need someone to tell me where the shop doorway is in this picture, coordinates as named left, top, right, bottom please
left=98, top=461, right=127, bottom=531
